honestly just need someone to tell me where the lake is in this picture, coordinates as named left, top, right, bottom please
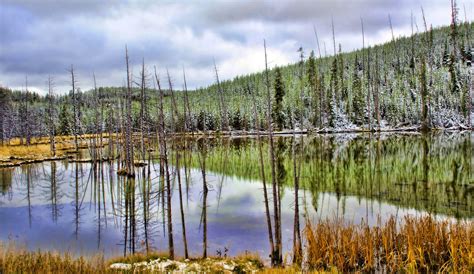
left=0, top=132, right=472, bottom=261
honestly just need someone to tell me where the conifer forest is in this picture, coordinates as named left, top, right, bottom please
left=0, top=1, right=473, bottom=272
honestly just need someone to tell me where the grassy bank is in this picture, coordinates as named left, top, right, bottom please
left=1, top=215, right=472, bottom=273
left=305, top=215, right=473, bottom=272
left=0, top=245, right=265, bottom=273
left=0, top=243, right=107, bottom=273
left=0, top=135, right=110, bottom=165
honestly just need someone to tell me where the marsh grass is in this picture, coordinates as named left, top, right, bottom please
left=0, top=134, right=114, bottom=160
left=0, top=143, right=62, bottom=159
left=0, top=243, right=107, bottom=273
left=304, top=215, right=473, bottom=272
left=0, top=244, right=265, bottom=273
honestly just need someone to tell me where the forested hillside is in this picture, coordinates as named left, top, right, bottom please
left=0, top=22, right=472, bottom=143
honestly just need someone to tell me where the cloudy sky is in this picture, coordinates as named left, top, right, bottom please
left=0, top=0, right=472, bottom=94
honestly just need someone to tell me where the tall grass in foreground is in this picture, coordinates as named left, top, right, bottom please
left=1, top=215, right=472, bottom=273
left=0, top=244, right=107, bottom=273
left=305, top=215, right=473, bottom=272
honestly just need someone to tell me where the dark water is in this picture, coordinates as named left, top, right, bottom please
left=0, top=132, right=472, bottom=260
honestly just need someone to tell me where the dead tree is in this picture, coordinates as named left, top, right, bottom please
left=47, top=76, right=56, bottom=156
left=451, top=0, right=459, bottom=57
left=24, top=76, right=31, bottom=145
left=139, top=59, right=147, bottom=161
left=154, top=66, right=174, bottom=259
left=182, top=68, right=193, bottom=202
left=312, top=25, right=324, bottom=128
left=68, top=65, right=79, bottom=152
left=182, top=67, right=192, bottom=132
left=91, top=73, right=100, bottom=162
left=214, top=61, right=230, bottom=132
left=249, top=81, right=275, bottom=257
left=468, top=48, right=473, bottom=128
left=388, top=14, right=401, bottom=73
left=124, top=46, right=135, bottom=176
left=373, top=50, right=381, bottom=130
left=291, top=113, right=302, bottom=264
left=361, top=18, right=372, bottom=131
left=167, top=70, right=189, bottom=258
left=264, top=40, right=282, bottom=266
left=199, top=139, right=209, bottom=259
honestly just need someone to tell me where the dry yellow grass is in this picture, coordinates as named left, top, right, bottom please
left=0, top=243, right=107, bottom=273
left=0, top=134, right=115, bottom=160
left=305, top=215, right=473, bottom=272
left=0, top=144, right=59, bottom=159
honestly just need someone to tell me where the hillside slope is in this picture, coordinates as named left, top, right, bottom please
left=0, top=23, right=472, bottom=140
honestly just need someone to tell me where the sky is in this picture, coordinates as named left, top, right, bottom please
left=0, top=0, right=472, bottom=94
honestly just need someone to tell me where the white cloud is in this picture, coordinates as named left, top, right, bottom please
left=0, top=0, right=470, bottom=94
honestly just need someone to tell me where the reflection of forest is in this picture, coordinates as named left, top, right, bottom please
left=189, top=133, right=473, bottom=218
left=0, top=168, right=12, bottom=194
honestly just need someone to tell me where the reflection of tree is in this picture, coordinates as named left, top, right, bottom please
left=189, top=133, right=473, bottom=218
left=275, top=138, right=287, bottom=202
left=39, top=162, right=65, bottom=224
left=0, top=168, right=13, bottom=195
left=123, top=177, right=136, bottom=255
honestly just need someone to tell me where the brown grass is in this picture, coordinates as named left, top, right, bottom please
left=1, top=215, right=472, bottom=273
left=0, top=243, right=108, bottom=273
left=0, top=144, right=61, bottom=159
left=304, top=215, right=473, bottom=272
left=0, top=134, right=112, bottom=160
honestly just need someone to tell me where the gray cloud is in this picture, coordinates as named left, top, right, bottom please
left=1, top=0, right=122, bottom=19
left=0, top=0, right=469, bottom=94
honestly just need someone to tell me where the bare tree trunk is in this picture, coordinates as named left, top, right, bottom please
left=24, top=76, right=30, bottom=146
left=291, top=113, right=302, bottom=264
left=47, top=76, right=56, bottom=156
left=69, top=65, right=79, bottom=152
left=214, top=61, right=230, bottom=132
left=167, top=70, right=189, bottom=258
left=139, top=59, right=147, bottom=162
left=183, top=67, right=192, bottom=133
left=154, top=66, right=174, bottom=259
left=468, top=48, right=472, bottom=128
left=264, top=40, right=282, bottom=266
left=312, top=26, right=324, bottom=128
left=124, top=46, right=135, bottom=176
left=373, top=51, right=381, bottom=130
left=249, top=81, right=275, bottom=256
left=198, top=137, right=209, bottom=259
left=361, top=19, right=372, bottom=131
left=92, top=73, right=100, bottom=163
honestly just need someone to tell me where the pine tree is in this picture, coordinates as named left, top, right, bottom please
left=449, top=53, right=460, bottom=95
left=352, top=55, right=364, bottom=125
left=419, top=57, right=429, bottom=131
left=307, top=51, right=319, bottom=126
left=328, top=58, right=338, bottom=127
left=58, top=104, right=71, bottom=136
left=273, top=67, right=285, bottom=130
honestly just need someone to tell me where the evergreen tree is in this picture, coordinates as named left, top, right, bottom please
left=449, top=53, right=460, bottom=95
left=352, top=55, right=364, bottom=125
left=328, top=58, right=338, bottom=127
left=0, top=87, right=12, bottom=144
left=58, top=104, right=71, bottom=136
left=273, top=67, right=285, bottom=130
left=307, top=51, right=319, bottom=126
left=419, top=57, right=429, bottom=131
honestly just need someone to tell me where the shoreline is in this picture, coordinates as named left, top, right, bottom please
left=1, top=215, right=472, bottom=273
left=0, top=128, right=472, bottom=168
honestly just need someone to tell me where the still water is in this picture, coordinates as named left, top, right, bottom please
left=0, top=133, right=472, bottom=259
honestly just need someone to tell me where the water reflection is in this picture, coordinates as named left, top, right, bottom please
left=0, top=132, right=472, bottom=260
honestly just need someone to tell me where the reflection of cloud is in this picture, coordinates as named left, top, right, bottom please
left=0, top=0, right=462, bottom=93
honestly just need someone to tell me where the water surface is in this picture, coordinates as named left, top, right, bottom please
left=0, top=132, right=472, bottom=259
